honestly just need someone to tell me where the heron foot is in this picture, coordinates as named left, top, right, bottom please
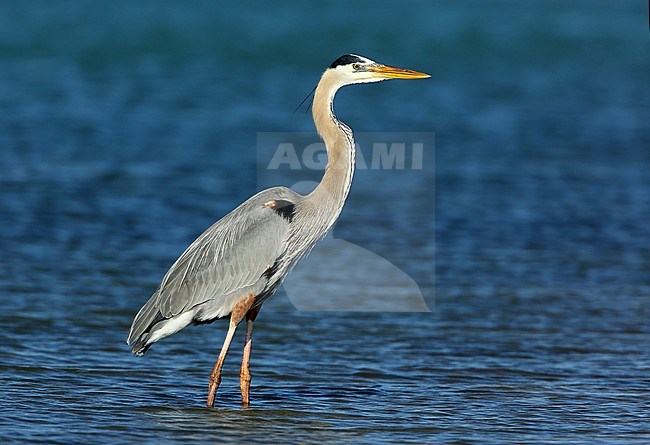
left=205, top=294, right=256, bottom=408
left=240, top=306, right=259, bottom=408
left=240, top=368, right=251, bottom=408
left=240, top=333, right=253, bottom=408
left=206, top=371, right=222, bottom=407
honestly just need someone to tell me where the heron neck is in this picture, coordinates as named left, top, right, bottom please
left=309, top=74, right=355, bottom=221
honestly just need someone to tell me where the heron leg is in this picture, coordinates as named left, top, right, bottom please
left=206, top=294, right=255, bottom=408
left=240, top=305, right=261, bottom=408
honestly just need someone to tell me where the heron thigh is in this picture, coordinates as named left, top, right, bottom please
left=231, top=294, right=256, bottom=325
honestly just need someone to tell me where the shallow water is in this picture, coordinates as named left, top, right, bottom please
left=1, top=1, right=649, bottom=443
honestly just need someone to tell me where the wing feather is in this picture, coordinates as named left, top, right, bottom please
left=127, top=187, right=297, bottom=344
left=159, top=198, right=289, bottom=317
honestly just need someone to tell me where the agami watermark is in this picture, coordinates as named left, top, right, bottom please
left=257, top=132, right=434, bottom=313
left=262, top=132, right=432, bottom=171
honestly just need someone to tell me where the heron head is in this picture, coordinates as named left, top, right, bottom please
left=327, top=54, right=430, bottom=86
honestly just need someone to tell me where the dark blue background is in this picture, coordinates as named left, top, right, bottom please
left=0, top=1, right=648, bottom=443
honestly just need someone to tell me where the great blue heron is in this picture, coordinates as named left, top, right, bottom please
left=127, top=54, right=429, bottom=407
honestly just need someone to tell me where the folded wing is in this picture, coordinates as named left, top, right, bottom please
left=127, top=187, right=297, bottom=346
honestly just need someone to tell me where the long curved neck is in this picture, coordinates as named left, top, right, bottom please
left=308, top=72, right=355, bottom=223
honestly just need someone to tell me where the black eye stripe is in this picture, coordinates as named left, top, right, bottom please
left=330, top=54, right=365, bottom=69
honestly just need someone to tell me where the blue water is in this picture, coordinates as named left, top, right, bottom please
left=1, top=1, right=649, bottom=443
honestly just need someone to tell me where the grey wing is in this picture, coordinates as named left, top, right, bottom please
left=127, top=187, right=297, bottom=344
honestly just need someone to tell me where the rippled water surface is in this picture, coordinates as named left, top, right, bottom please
left=1, top=1, right=649, bottom=443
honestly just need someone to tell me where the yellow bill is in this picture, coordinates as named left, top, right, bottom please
left=369, top=64, right=430, bottom=79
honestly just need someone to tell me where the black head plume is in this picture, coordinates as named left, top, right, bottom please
left=330, top=54, right=365, bottom=69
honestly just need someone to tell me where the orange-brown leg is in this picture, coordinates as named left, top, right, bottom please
left=206, top=294, right=255, bottom=408
left=240, top=305, right=261, bottom=408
